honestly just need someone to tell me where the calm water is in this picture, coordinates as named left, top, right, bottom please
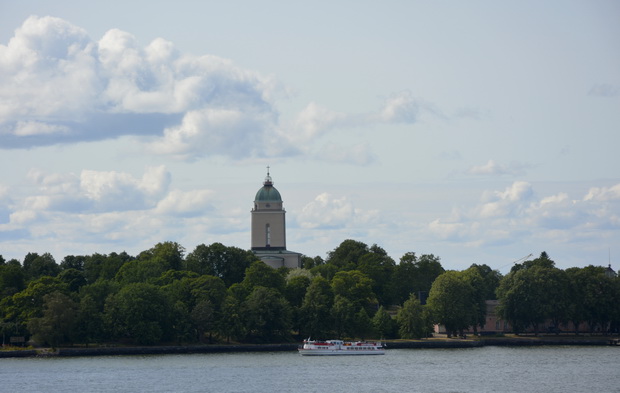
left=1, top=346, right=619, bottom=393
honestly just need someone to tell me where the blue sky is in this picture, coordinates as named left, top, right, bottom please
left=0, top=1, right=619, bottom=273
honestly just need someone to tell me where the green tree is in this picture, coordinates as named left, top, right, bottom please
left=242, top=261, right=286, bottom=294
left=58, top=268, right=87, bottom=292
left=74, top=294, right=104, bottom=345
left=28, top=291, right=78, bottom=348
left=242, top=286, right=292, bottom=341
left=189, top=275, right=227, bottom=310
left=302, top=255, right=324, bottom=270
left=139, top=242, right=185, bottom=271
left=310, top=263, right=339, bottom=281
left=115, top=259, right=168, bottom=284
left=372, top=306, right=396, bottom=339
left=185, top=243, right=256, bottom=287
left=397, top=294, right=431, bottom=339
left=576, top=265, right=618, bottom=333
left=0, top=263, right=25, bottom=298
left=467, top=263, right=502, bottom=300
left=9, top=276, right=69, bottom=322
left=326, top=239, right=370, bottom=270
left=285, top=274, right=311, bottom=308
left=426, top=271, right=477, bottom=337
left=60, top=255, right=86, bottom=271
left=331, top=270, right=377, bottom=313
left=104, top=283, right=172, bottom=345
left=83, top=253, right=108, bottom=283
left=511, top=251, right=555, bottom=273
left=392, top=253, right=444, bottom=305
left=461, top=267, right=489, bottom=334
left=23, top=252, right=60, bottom=281
left=191, top=299, right=215, bottom=342
left=84, top=252, right=133, bottom=283
left=170, top=300, right=194, bottom=344
left=219, top=294, right=244, bottom=343
left=353, top=307, right=374, bottom=340
left=78, top=279, right=121, bottom=313
left=358, top=251, right=396, bottom=306
left=496, top=259, right=568, bottom=335
left=331, top=295, right=356, bottom=338
left=299, top=276, right=333, bottom=339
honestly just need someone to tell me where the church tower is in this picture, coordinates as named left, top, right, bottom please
left=251, top=168, right=301, bottom=268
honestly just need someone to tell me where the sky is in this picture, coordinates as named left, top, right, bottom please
left=0, top=0, right=619, bottom=273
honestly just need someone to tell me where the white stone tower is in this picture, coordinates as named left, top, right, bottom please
left=251, top=168, right=301, bottom=268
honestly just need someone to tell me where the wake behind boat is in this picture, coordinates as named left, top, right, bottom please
left=298, top=339, right=385, bottom=356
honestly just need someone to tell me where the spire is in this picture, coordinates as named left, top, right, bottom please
left=264, top=165, right=273, bottom=186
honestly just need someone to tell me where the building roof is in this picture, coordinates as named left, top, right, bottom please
left=254, top=170, right=282, bottom=202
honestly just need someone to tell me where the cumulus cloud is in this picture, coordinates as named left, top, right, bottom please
left=583, top=184, right=620, bottom=202
left=467, top=159, right=530, bottom=176
left=0, top=15, right=281, bottom=159
left=21, top=166, right=171, bottom=214
left=378, top=91, right=419, bottom=123
left=427, top=181, right=620, bottom=247
left=475, top=181, right=533, bottom=218
left=290, top=91, right=422, bottom=143
left=291, top=102, right=351, bottom=143
left=1, top=166, right=222, bottom=254
left=155, top=189, right=214, bottom=216
left=1, top=16, right=441, bottom=164
left=297, top=193, right=378, bottom=229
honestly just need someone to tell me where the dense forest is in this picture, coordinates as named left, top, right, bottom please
left=1, top=240, right=618, bottom=348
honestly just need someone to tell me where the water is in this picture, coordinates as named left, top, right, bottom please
left=1, top=346, right=619, bottom=393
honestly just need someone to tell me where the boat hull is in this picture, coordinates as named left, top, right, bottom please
left=298, top=349, right=384, bottom=356
left=298, top=339, right=385, bottom=356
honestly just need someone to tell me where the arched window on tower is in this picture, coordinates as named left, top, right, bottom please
left=265, top=224, right=271, bottom=247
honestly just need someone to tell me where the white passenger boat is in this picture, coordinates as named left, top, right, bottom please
left=298, top=339, right=385, bottom=356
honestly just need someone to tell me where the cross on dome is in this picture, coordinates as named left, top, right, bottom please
left=264, top=165, right=273, bottom=186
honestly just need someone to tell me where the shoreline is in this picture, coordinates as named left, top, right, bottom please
left=0, top=337, right=615, bottom=358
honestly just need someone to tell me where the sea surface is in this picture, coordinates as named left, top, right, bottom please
left=1, top=346, right=619, bottom=393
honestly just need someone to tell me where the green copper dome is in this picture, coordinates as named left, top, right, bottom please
left=255, top=171, right=282, bottom=202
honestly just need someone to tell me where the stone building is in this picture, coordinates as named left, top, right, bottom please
left=251, top=169, right=302, bottom=269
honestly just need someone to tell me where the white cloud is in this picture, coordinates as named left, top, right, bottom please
left=427, top=181, right=620, bottom=248
left=149, top=106, right=279, bottom=160
left=292, top=102, right=350, bottom=142
left=155, top=189, right=213, bottom=216
left=0, top=166, right=226, bottom=255
left=467, top=159, right=530, bottom=176
left=290, top=91, right=422, bottom=144
left=0, top=16, right=446, bottom=164
left=297, top=192, right=379, bottom=230
left=80, top=166, right=170, bottom=210
left=0, top=15, right=281, bottom=158
left=20, top=166, right=171, bottom=214
left=428, top=219, right=469, bottom=241
left=475, top=181, right=533, bottom=218
left=0, top=16, right=98, bottom=124
left=13, top=121, right=71, bottom=136
left=469, top=160, right=507, bottom=176
left=378, top=91, right=419, bottom=123
left=583, top=184, right=620, bottom=202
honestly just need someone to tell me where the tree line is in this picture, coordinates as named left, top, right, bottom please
left=0, top=240, right=618, bottom=348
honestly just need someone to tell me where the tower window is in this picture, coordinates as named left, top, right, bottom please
left=266, top=224, right=271, bottom=246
